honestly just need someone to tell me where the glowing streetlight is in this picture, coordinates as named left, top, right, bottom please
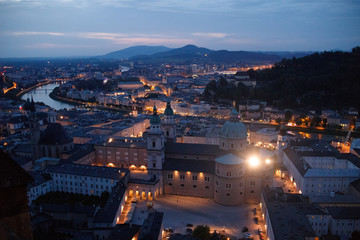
left=248, top=156, right=260, bottom=167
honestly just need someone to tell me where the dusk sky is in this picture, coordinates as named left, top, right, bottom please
left=1, top=0, right=360, bottom=58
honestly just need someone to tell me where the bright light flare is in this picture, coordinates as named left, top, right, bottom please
left=248, top=156, right=260, bottom=167
left=265, top=159, right=271, bottom=164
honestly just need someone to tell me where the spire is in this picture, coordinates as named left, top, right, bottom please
left=30, top=95, right=36, bottom=112
left=279, top=124, right=287, bottom=136
left=153, top=105, right=158, bottom=115
left=229, top=108, right=239, bottom=122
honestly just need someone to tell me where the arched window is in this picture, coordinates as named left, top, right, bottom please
left=193, top=185, right=197, bottom=188
left=152, top=141, right=155, bottom=147
left=168, top=183, right=173, bottom=186
left=166, top=131, right=169, bottom=136
left=226, top=193, right=231, bottom=197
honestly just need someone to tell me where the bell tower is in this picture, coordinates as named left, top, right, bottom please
left=147, top=106, right=165, bottom=171
left=162, top=101, right=176, bottom=142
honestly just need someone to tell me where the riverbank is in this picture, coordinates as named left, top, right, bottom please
left=16, top=81, right=52, bottom=98
left=49, top=88, right=82, bottom=107
left=49, top=87, right=128, bottom=113
left=244, top=122, right=360, bottom=138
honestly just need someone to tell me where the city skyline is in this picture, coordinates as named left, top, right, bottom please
left=1, top=0, right=360, bottom=58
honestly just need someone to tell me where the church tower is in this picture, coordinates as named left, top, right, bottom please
left=162, top=101, right=176, bottom=142
left=29, top=105, right=40, bottom=162
left=276, top=125, right=289, bottom=163
left=147, top=106, right=165, bottom=172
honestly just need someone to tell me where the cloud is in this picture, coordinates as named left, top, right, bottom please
left=192, top=32, right=229, bottom=38
left=10, top=31, right=65, bottom=36
left=26, top=43, right=90, bottom=48
left=5, top=30, right=194, bottom=46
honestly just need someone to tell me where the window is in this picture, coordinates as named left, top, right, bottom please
left=226, top=183, right=232, bottom=189
left=205, top=186, right=209, bottom=189
left=250, top=181, right=255, bottom=186
left=226, top=193, right=231, bottom=197
left=226, top=172, right=231, bottom=177
left=152, top=141, right=155, bottom=147
left=216, top=181, right=218, bottom=185
left=166, top=131, right=169, bottom=136
left=168, top=174, right=173, bottom=179
left=239, top=182, right=243, bottom=187
left=193, top=185, right=197, bottom=188
left=250, top=190, right=254, bottom=193
left=153, top=162, right=156, bottom=168
left=231, top=144, right=234, bottom=148
left=180, top=184, right=184, bottom=187
left=205, top=177, right=210, bottom=182
left=168, top=183, right=173, bottom=186
left=265, top=176, right=270, bottom=180
left=240, top=192, right=243, bottom=195
left=192, top=176, right=197, bottom=181
left=180, top=174, right=185, bottom=180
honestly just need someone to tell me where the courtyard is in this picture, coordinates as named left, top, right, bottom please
left=133, top=195, right=265, bottom=239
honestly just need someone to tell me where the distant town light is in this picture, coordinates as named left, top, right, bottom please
left=248, top=156, right=260, bottom=167
left=108, top=138, right=113, bottom=143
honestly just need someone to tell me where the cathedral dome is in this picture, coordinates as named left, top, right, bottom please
left=219, top=108, right=247, bottom=139
left=164, top=101, right=174, bottom=116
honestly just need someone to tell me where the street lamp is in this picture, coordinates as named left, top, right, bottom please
left=248, top=156, right=260, bottom=167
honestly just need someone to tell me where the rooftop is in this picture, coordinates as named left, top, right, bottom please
left=46, top=163, right=129, bottom=180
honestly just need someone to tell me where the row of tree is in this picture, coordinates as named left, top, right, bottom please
left=204, top=47, right=360, bottom=110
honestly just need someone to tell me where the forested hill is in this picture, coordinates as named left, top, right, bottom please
left=204, top=47, right=360, bottom=109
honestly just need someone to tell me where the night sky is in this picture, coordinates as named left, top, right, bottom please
left=1, top=0, right=359, bottom=57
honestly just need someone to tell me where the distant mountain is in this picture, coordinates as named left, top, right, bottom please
left=129, top=45, right=313, bottom=65
left=100, top=46, right=172, bottom=59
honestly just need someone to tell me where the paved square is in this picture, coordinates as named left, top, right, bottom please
left=146, top=195, right=263, bottom=238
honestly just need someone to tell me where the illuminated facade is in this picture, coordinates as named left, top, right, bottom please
left=91, top=103, right=275, bottom=205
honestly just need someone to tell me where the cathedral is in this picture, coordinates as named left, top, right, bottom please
left=96, top=102, right=275, bottom=205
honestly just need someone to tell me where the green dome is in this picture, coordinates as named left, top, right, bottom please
left=219, top=108, right=247, bottom=139
left=150, top=105, right=161, bottom=124
left=220, top=121, right=247, bottom=139
left=164, top=101, right=174, bottom=116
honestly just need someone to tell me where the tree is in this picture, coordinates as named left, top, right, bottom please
left=275, top=118, right=282, bottom=124
left=192, top=225, right=210, bottom=240
left=285, top=110, right=292, bottom=122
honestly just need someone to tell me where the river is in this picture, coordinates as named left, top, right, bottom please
left=21, top=83, right=75, bottom=110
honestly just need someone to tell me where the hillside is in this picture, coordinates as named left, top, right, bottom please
left=100, top=46, right=171, bottom=59
left=204, top=47, right=360, bottom=109
left=130, top=45, right=312, bottom=65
